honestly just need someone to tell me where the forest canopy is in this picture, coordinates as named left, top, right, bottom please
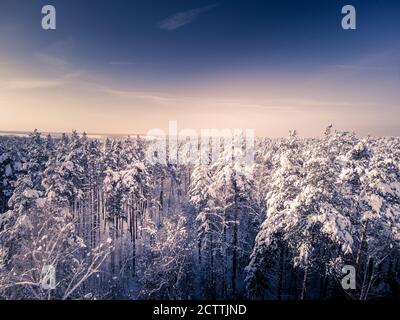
left=0, top=127, right=399, bottom=300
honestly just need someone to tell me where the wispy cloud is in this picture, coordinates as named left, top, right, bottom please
left=159, top=4, right=217, bottom=31
left=109, top=61, right=136, bottom=66
left=102, top=88, right=362, bottom=112
left=327, top=64, right=385, bottom=71
left=0, top=56, right=85, bottom=91
left=3, top=79, right=66, bottom=90
left=35, top=53, right=70, bottom=69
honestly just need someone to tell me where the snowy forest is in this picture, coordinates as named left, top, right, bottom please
left=0, top=126, right=399, bottom=300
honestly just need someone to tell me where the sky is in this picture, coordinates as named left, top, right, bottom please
left=0, top=0, right=399, bottom=137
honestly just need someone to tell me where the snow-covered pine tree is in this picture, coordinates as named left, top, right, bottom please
left=189, top=162, right=225, bottom=298
left=355, top=141, right=400, bottom=299
left=246, top=130, right=304, bottom=299
left=8, top=130, right=51, bottom=215
left=210, top=139, right=260, bottom=298
left=0, top=137, right=24, bottom=213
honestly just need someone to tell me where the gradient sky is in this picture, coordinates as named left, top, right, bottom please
left=0, top=0, right=399, bottom=137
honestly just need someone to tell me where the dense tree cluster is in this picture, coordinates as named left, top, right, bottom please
left=0, top=127, right=399, bottom=299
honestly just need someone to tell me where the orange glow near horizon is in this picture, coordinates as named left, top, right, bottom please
left=1, top=54, right=399, bottom=138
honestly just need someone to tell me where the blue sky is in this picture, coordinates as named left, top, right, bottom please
left=0, top=0, right=399, bottom=136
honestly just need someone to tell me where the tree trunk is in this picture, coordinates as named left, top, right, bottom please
left=300, top=265, right=309, bottom=300
left=210, top=233, right=215, bottom=299
left=277, top=245, right=285, bottom=300
left=356, top=222, right=368, bottom=272
left=232, top=205, right=238, bottom=298
left=360, top=257, right=373, bottom=300
left=223, top=209, right=228, bottom=298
